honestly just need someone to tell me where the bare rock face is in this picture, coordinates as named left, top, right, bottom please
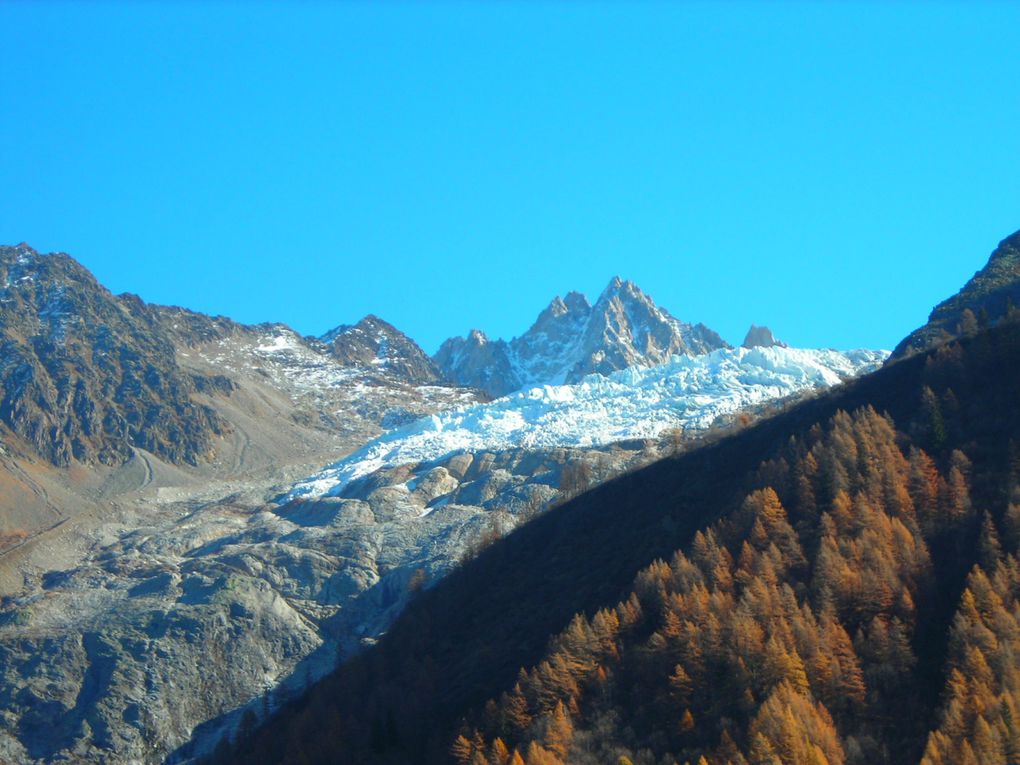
left=433, top=330, right=520, bottom=398
left=568, top=277, right=727, bottom=380
left=893, top=228, right=1020, bottom=358
left=0, top=244, right=227, bottom=467
left=741, top=325, right=787, bottom=349
left=434, top=278, right=730, bottom=398
left=0, top=441, right=654, bottom=764
left=0, top=242, right=476, bottom=476
left=319, top=315, right=442, bottom=386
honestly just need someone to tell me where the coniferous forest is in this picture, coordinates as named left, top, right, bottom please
left=6, top=7, right=1020, bottom=764
left=218, top=298, right=1020, bottom=765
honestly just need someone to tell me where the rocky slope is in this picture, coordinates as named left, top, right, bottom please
left=0, top=243, right=890, bottom=765
left=0, top=248, right=481, bottom=565
left=0, top=246, right=486, bottom=762
left=0, top=440, right=653, bottom=765
left=0, top=243, right=473, bottom=476
left=893, top=227, right=1020, bottom=358
left=434, top=277, right=729, bottom=397
left=320, top=315, right=442, bottom=386
left=0, top=244, right=227, bottom=467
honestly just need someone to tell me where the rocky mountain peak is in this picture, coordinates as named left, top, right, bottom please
left=0, top=244, right=227, bottom=466
left=591, top=277, right=647, bottom=312
left=434, top=278, right=729, bottom=398
left=529, top=291, right=591, bottom=328
left=9, top=242, right=36, bottom=261
left=546, top=296, right=569, bottom=317
left=742, top=325, right=787, bottom=349
left=319, top=314, right=440, bottom=385
left=563, top=290, right=590, bottom=313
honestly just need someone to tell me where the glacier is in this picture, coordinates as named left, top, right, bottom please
left=284, top=345, right=888, bottom=501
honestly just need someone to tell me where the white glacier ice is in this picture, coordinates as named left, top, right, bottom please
left=284, top=345, right=888, bottom=501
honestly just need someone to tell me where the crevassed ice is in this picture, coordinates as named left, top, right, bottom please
left=284, top=346, right=888, bottom=501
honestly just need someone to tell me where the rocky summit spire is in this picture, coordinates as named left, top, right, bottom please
left=434, top=278, right=729, bottom=398
left=742, top=325, right=787, bottom=349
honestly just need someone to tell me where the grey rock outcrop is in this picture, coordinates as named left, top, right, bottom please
left=0, top=441, right=654, bottom=764
left=434, top=277, right=730, bottom=397
left=319, top=315, right=442, bottom=385
left=741, top=325, right=787, bottom=349
left=432, top=329, right=517, bottom=398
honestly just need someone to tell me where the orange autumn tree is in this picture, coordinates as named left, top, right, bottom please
left=454, top=408, right=959, bottom=764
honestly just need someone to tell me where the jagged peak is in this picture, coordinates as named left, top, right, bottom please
left=435, top=277, right=728, bottom=396
left=564, top=290, right=590, bottom=311
left=1, top=242, right=36, bottom=255
left=597, top=275, right=637, bottom=301
left=7, top=242, right=37, bottom=257
left=355, top=314, right=407, bottom=335
left=0, top=244, right=55, bottom=268
left=546, top=296, right=568, bottom=317
left=593, top=278, right=669, bottom=318
left=538, top=291, right=592, bottom=322
left=742, top=325, right=787, bottom=349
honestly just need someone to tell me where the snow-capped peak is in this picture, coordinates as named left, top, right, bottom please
left=434, top=278, right=730, bottom=398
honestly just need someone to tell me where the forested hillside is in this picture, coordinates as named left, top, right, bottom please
left=219, top=318, right=1020, bottom=765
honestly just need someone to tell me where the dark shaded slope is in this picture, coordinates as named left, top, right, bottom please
left=893, top=228, right=1020, bottom=358
left=223, top=319, right=1020, bottom=764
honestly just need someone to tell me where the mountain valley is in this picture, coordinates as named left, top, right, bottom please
left=0, top=235, right=999, bottom=764
left=219, top=227, right=1020, bottom=765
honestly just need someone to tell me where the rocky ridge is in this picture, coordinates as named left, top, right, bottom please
left=319, top=315, right=442, bottom=386
left=893, top=227, right=1020, bottom=358
left=434, top=277, right=729, bottom=397
left=0, top=244, right=228, bottom=467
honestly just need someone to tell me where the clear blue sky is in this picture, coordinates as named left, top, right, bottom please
left=2, top=2, right=1018, bottom=353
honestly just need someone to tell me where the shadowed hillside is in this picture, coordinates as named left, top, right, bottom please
left=218, top=311, right=1020, bottom=764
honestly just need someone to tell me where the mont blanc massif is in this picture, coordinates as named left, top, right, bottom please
left=1, top=230, right=1020, bottom=765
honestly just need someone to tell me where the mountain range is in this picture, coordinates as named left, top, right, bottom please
left=220, top=230, right=1020, bottom=765
left=434, top=277, right=730, bottom=397
left=2, top=230, right=1016, bottom=765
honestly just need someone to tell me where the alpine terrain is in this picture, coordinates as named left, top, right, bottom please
left=434, top=278, right=729, bottom=398
left=0, top=245, right=887, bottom=764
left=218, top=228, right=1020, bottom=765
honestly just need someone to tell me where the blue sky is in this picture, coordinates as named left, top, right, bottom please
left=2, top=2, right=1018, bottom=353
